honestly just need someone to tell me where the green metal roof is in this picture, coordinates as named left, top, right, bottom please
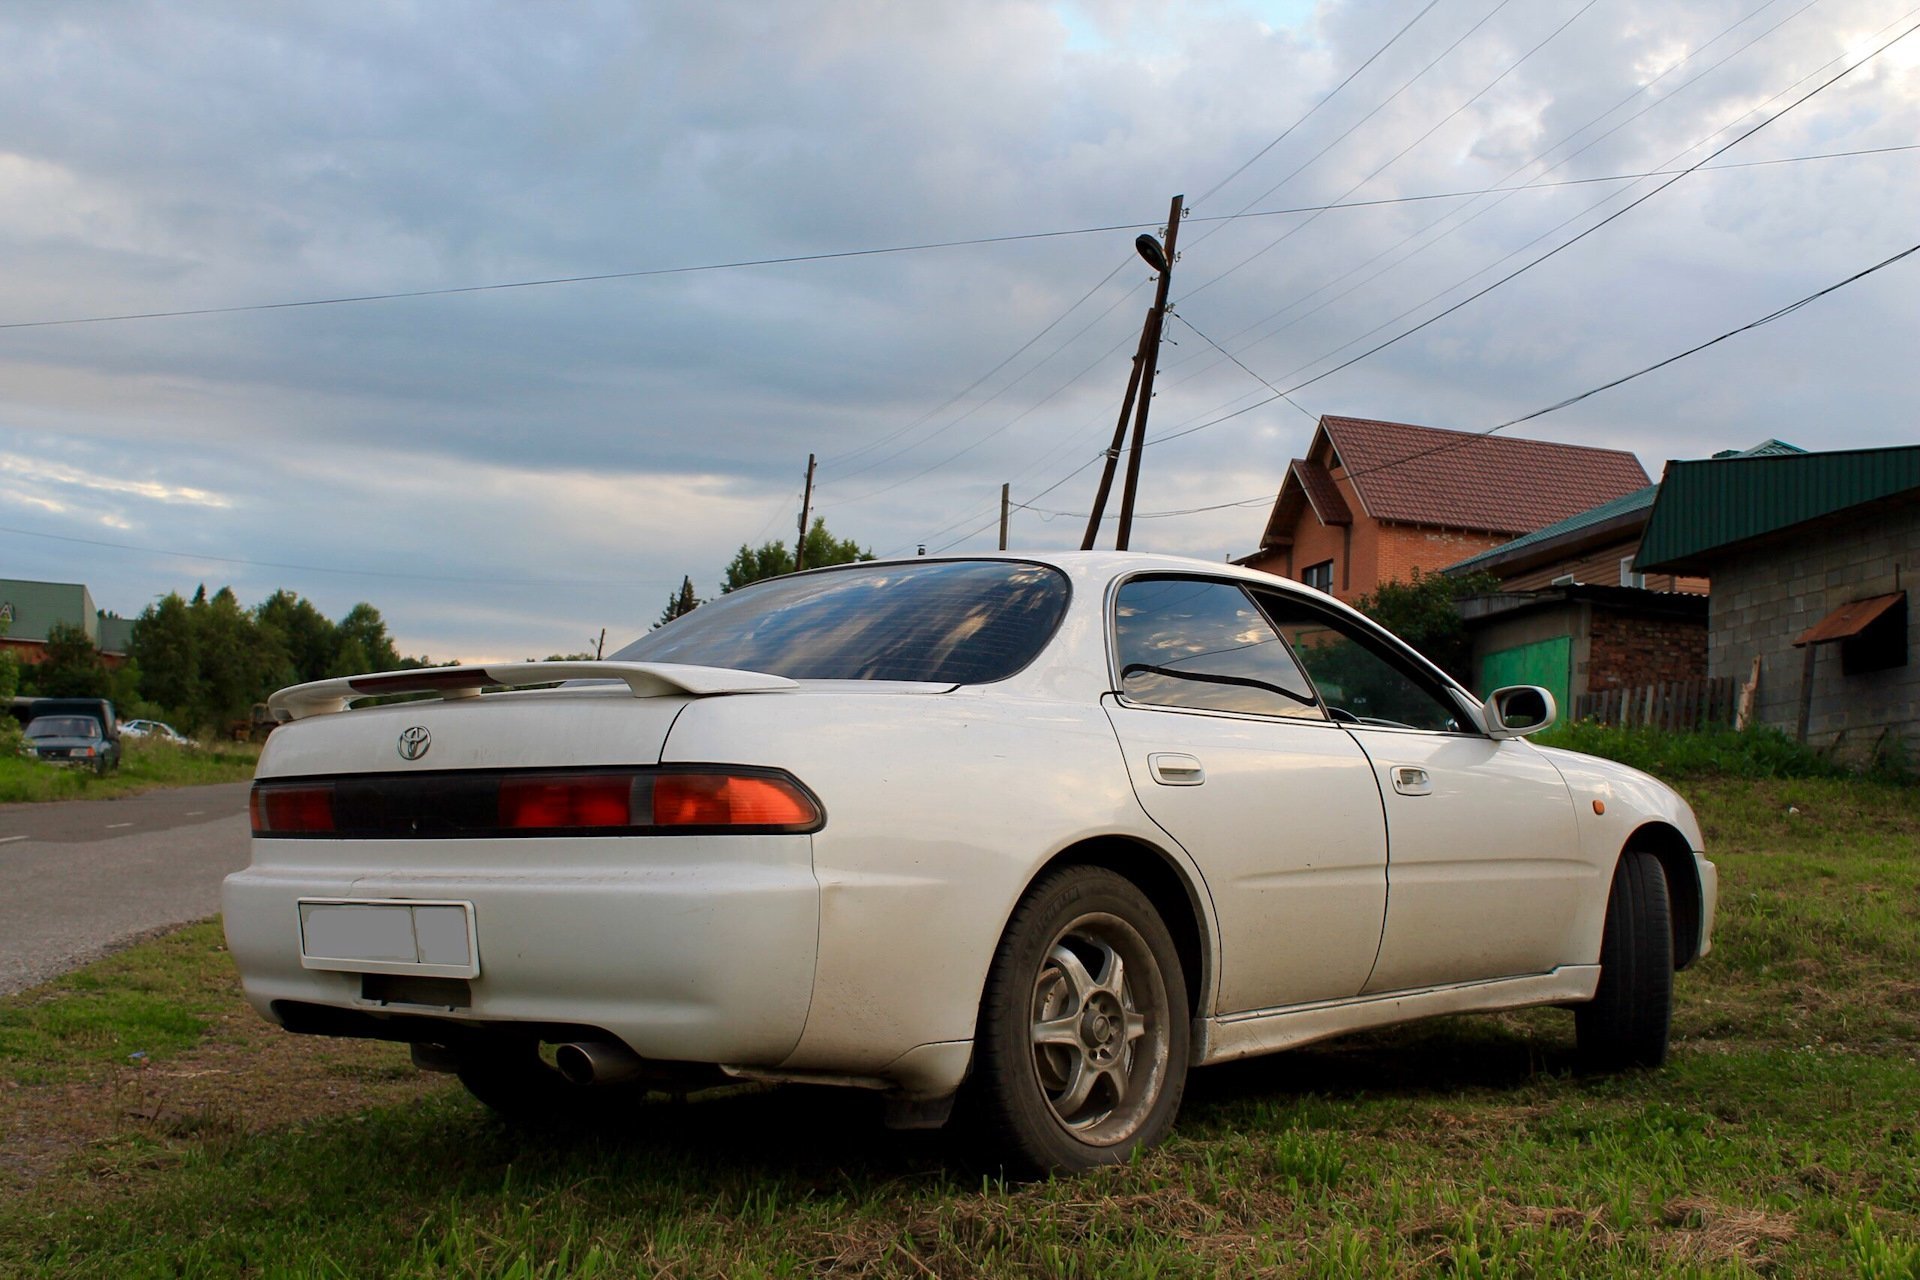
left=1635, top=445, right=1920, bottom=573
left=1446, top=484, right=1657, bottom=574
left=0, top=579, right=97, bottom=644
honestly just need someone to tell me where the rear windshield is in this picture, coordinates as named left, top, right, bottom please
left=612, top=560, right=1070, bottom=683
left=28, top=717, right=101, bottom=739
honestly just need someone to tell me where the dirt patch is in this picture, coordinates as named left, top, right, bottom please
left=0, top=1003, right=442, bottom=1193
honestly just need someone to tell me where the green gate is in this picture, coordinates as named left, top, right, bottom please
left=1479, top=636, right=1572, bottom=719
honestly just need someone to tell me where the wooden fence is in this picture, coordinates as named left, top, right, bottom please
left=1572, top=676, right=1738, bottom=732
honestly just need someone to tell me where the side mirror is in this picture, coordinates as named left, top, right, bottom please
left=1485, top=685, right=1557, bottom=739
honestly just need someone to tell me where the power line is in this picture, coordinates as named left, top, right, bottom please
left=1169, top=312, right=1317, bottom=422
left=1200, top=0, right=1826, bottom=365
left=1044, top=235, right=1920, bottom=525
left=1147, top=16, right=1920, bottom=452
left=1193, top=0, right=1446, bottom=209
left=0, top=223, right=1165, bottom=332
left=1188, top=0, right=1598, bottom=300
left=820, top=270, right=1149, bottom=494
left=820, top=255, right=1136, bottom=474
left=5, top=138, right=1905, bottom=343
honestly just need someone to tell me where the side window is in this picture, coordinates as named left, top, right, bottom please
left=1114, top=578, right=1324, bottom=719
left=1254, top=591, right=1468, bottom=733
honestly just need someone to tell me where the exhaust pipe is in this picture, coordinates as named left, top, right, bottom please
left=554, top=1040, right=647, bottom=1086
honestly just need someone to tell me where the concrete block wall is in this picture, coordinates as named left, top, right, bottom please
left=1706, top=502, right=1920, bottom=759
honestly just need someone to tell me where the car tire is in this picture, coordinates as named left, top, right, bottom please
left=1575, top=850, right=1673, bottom=1072
left=971, top=865, right=1189, bottom=1174
left=454, top=1041, right=598, bottom=1124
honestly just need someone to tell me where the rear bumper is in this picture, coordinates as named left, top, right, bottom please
left=221, top=832, right=820, bottom=1067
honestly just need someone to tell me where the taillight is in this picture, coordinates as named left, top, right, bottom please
left=653, top=773, right=820, bottom=828
left=498, top=775, right=635, bottom=830
left=250, top=783, right=336, bottom=834
left=251, top=768, right=821, bottom=837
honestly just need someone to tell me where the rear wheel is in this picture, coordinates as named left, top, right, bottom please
left=971, top=866, right=1189, bottom=1174
left=1575, top=850, right=1673, bottom=1071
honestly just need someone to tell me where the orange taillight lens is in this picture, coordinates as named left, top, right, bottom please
left=652, top=773, right=821, bottom=829
left=250, top=783, right=336, bottom=834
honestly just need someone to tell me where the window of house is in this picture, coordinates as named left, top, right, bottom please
left=1619, top=557, right=1645, bottom=589
left=1113, top=577, right=1324, bottom=719
left=1302, top=560, right=1334, bottom=594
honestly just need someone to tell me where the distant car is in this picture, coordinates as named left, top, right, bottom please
left=24, top=715, right=120, bottom=774
left=224, top=552, right=1717, bottom=1173
left=122, top=719, right=191, bottom=746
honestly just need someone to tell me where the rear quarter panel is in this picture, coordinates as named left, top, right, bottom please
left=662, top=687, right=1189, bottom=1076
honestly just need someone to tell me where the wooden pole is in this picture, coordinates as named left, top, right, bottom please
left=794, top=453, right=816, bottom=571
left=1796, top=644, right=1816, bottom=743
left=1115, top=195, right=1185, bottom=552
left=1081, top=321, right=1151, bottom=549
left=998, top=483, right=1011, bottom=551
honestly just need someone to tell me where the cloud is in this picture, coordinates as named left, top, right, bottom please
left=0, top=0, right=1915, bottom=660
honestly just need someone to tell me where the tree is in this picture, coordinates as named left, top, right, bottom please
left=722, top=518, right=872, bottom=593
left=191, top=586, right=273, bottom=726
left=655, top=576, right=701, bottom=628
left=334, top=603, right=402, bottom=673
left=1351, top=567, right=1500, bottom=683
left=31, top=623, right=111, bottom=698
left=256, top=590, right=338, bottom=686
left=129, top=593, right=203, bottom=718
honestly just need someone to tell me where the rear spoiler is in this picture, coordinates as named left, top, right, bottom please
left=267, top=661, right=797, bottom=721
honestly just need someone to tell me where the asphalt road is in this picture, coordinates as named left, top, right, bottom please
left=0, top=782, right=252, bottom=994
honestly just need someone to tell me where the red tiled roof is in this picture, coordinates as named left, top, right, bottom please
left=1319, top=416, right=1649, bottom=534
left=1290, top=458, right=1351, bottom=526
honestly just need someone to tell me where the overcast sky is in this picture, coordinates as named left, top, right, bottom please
left=3, top=0, right=1916, bottom=662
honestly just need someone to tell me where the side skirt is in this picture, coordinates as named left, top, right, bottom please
left=1197, top=966, right=1602, bottom=1066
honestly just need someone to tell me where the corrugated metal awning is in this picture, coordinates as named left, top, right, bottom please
left=1794, top=592, right=1906, bottom=646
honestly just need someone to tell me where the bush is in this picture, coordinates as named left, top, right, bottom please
left=1534, top=721, right=1858, bottom=783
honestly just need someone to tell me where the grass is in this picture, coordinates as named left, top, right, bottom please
left=1532, top=721, right=1897, bottom=783
left=1, top=776, right=1916, bottom=1277
left=0, top=738, right=259, bottom=804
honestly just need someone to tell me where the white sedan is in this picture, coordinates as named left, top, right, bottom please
left=223, top=552, right=1715, bottom=1173
left=121, top=718, right=191, bottom=746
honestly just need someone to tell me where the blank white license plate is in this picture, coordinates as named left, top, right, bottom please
left=297, top=899, right=479, bottom=979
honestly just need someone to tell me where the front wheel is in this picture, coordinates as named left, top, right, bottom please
left=1575, top=850, right=1673, bottom=1071
left=971, top=866, right=1189, bottom=1174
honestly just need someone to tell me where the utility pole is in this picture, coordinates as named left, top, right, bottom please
left=594, top=627, right=605, bottom=660
left=1082, top=194, right=1183, bottom=550
left=999, top=483, right=1011, bottom=551
left=794, top=452, right=816, bottom=571
left=1080, top=328, right=1150, bottom=550
left=1114, top=195, right=1183, bottom=552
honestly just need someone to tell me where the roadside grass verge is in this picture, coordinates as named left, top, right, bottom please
left=0, top=740, right=258, bottom=804
left=2, top=777, right=1917, bottom=1277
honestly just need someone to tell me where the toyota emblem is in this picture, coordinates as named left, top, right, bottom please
left=397, top=726, right=432, bottom=761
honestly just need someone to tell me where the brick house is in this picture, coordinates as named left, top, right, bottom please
left=1238, top=415, right=1651, bottom=603
left=1635, top=444, right=1920, bottom=758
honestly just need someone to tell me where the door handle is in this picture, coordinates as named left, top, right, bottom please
left=1148, top=753, right=1205, bottom=786
left=1391, top=766, right=1432, bottom=796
